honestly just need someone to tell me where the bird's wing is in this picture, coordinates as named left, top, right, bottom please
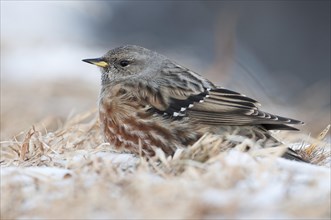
left=186, top=88, right=303, bottom=126
left=137, top=64, right=303, bottom=128
left=156, top=87, right=302, bottom=127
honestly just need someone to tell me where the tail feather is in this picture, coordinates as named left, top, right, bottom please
left=256, top=125, right=307, bottom=163
left=282, top=148, right=308, bottom=162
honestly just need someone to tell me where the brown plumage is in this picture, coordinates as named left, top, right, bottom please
left=83, top=45, right=305, bottom=161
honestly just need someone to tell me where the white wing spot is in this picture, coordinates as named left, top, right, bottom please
left=180, top=107, right=186, bottom=112
left=188, top=104, right=194, bottom=108
left=245, top=110, right=255, bottom=115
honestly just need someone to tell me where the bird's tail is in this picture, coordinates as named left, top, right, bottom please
left=250, top=126, right=307, bottom=163
left=282, top=148, right=307, bottom=162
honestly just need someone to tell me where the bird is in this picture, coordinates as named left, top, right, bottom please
left=82, top=45, right=305, bottom=161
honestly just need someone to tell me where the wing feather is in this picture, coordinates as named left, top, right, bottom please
left=135, top=64, right=303, bottom=129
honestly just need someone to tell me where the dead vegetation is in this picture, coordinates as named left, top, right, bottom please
left=1, top=108, right=330, bottom=219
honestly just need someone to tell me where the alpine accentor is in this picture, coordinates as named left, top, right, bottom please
left=83, top=45, right=304, bottom=161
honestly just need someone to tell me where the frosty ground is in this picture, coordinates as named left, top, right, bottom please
left=1, top=110, right=330, bottom=219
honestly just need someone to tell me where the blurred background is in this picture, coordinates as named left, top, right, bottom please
left=1, top=1, right=330, bottom=139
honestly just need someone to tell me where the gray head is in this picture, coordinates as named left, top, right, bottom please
left=83, top=45, right=166, bottom=85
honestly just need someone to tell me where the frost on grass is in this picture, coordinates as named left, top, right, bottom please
left=1, top=110, right=330, bottom=219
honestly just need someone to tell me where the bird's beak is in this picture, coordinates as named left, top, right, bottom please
left=82, top=58, right=108, bottom=68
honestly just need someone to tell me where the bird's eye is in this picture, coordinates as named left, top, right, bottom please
left=119, top=60, right=130, bottom=67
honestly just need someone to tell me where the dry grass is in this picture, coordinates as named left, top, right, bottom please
left=1, top=108, right=330, bottom=219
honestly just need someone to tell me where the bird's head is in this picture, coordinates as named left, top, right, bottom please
left=83, top=45, right=164, bottom=85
